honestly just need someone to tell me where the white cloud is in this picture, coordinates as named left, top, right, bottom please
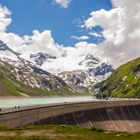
left=0, top=5, right=64, bottom=59
left=0, top=5, right=107, bottom=73
left=71, top=35, right=89, bottom=41
left=0, top=5, right=100, bottom=62
left=0, top=5, right=12, bottom=32
left=74, top=41, right=103, bottom=58
left=19, top=30, right=64, bottom=59
left=89, top=32, right=102, bottom=38
left=0, top=0, right=140, bottom=72
left=0, top=6, right=23, bottom=49
left=54, top=0, right=71, bottom=8
left=84, top=0, right=140, bottom=67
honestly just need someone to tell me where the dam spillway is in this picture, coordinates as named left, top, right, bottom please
left=43, top=105, right=140, bottom=132
left=0, top=100, right=140, bottom=132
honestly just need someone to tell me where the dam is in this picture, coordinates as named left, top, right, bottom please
left=0, top=99, right=140, bottom=132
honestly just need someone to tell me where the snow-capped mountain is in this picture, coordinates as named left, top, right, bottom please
left=79, top=54, right=101, bottom=68
left=28, top=51, right=113, bottom=89
left=0, top=40, right=113, bottom=94
left=30, top=52, right=56, bottom=66
left=0, top=40, right=20, bottom=61
left=58, top=70, right=98, bottom=87
left=58, top=55, right=113, bottom=88
left=0, top=40, right=77, bottom=96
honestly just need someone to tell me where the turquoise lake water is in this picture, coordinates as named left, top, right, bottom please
left=0, top=96, right=98, bottom=108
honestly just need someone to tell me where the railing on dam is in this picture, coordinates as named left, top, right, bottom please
left=0, top=100, right=140, bottom=132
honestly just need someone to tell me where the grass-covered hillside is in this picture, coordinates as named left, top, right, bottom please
left=0, top=60, right=79, bottom=97
left=0, top=125, right=139, bottom=140
left=95, top=57, right=140, bottom=98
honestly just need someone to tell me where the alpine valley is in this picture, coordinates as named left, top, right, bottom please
left=0, top=40, right=113, bottom=96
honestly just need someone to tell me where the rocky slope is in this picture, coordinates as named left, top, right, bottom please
left=30, top=52, right=56, bottom=66
left=94, top=57, right=140, bottom=98
left=0, top=40, right=77, bottom=96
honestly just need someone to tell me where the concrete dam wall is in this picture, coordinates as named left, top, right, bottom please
left=0, top=100, right=140, bottom=132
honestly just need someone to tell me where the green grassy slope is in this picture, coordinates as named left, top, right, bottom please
left=0, top=125, right=139, bottom=140
left=0, top=62, right=79, bottom=97
left=96, top=57, right=140, bottom=98
left=0, top=63, right=20, bottom=96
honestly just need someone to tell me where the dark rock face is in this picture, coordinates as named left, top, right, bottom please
left=0, top=40, right=8, bottom=51
left=89, top=63, right=113, bottom=76
left=41, top=80, right=53, bottom=90
left=31, top=66, right=49, bottom=75
left=0, top=40, right=20, bottom=56
left=30, top=52, right=56, bottom=66
left=134, top=64, right=140, bottom=76
left=134, top=64, right=140, bottom=73
left=58, top=71, right=88, bottom=87
left=69, top=75, right=82, bottom=86
left=85, top=54, right=100, bottom=62
left=79, top=54, right=100, bottom=67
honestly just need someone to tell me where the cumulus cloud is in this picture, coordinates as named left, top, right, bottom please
left=3, top=0, right=140, bottom=70
left=84, top=0, right=140, bottom=67
left=71, top=35, right=89, bottom=41
left=18, top=30, right=64, bottom=59
left=89, top=32, right=102, bottom=38
left=0, top=5, right=101, bottom=62
left=65, top=42, right=98, bottom=57
left=74, top=41, right=103, bottom=58
left=0, top=6, right=64, bottom=60
left=0, top=6, right=23, bottom=49
left=54, top=0, right=71, bottom=8
left=0, top=4, right=109, bottom=72
left=0, top=5, right=11, bottom=32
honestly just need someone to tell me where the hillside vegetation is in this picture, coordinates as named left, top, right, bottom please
left=95, top=57, right=140, bottom=98
left=0, top=60, right=79, bottom=97
left=0, top=125, right=139, bottom=140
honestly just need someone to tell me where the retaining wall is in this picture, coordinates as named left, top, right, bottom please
left=0, top=100, right=140, bottom=132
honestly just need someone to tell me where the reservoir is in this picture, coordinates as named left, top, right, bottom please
left=0, top=96, right=98, bottom=108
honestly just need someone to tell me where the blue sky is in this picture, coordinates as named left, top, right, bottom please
left=0, top=0, right=139, bottom=68
left=0, top=0, right=112, bottom=46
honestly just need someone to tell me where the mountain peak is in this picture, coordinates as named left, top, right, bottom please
left=0, top=40, right=20, bottom=61
left=30, top=52, right=56, bottom=66
left=79, top=54, right=101, bottom=68
left=0, top=40, right=10, bottom=51
left=85, top=54, right=100, bottom=62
